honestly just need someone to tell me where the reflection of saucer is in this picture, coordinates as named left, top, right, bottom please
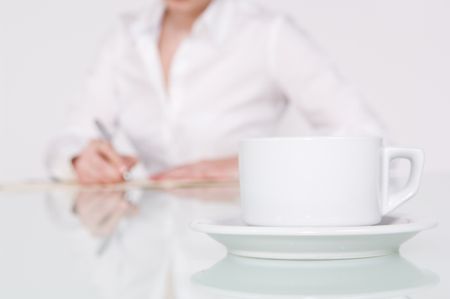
left=192, top=254, right=438, bottom=298
left=191, top=216, right=436, bottom=260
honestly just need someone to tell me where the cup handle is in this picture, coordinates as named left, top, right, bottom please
left=382, top=147, right=424, bottom=215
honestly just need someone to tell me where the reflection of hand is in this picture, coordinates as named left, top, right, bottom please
left=150, top=157, right=238, bottom=182
left=73, top=191, right=137, bottom=237
left=72, top=140, right=137, bottom=184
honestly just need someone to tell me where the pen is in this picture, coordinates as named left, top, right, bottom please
left=94, top=119, right=129, bottom=181
left=94, top=119, right=113, bottom=142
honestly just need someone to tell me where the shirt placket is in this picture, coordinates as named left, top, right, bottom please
left=163, top=38, right=190, bottom=165
left=133, top=33, right=174, bottom=169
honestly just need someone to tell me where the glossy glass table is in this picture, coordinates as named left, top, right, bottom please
left=0, top=174, right=448, bottom=298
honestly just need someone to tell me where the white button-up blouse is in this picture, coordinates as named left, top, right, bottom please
left=46, top=0, right=383, bottom=179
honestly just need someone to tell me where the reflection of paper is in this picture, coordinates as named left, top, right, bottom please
left=0, top=179, right=239, bottom=192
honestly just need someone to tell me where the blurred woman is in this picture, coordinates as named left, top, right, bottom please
left=46, top=0, right=383, bottom=184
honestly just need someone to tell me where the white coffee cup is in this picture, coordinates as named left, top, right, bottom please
left=239, top=137, right=424, bottom=227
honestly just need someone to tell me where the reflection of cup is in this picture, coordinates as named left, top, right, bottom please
left=192, top=254, right=438, bottom=298
left=240, top=137, right=424, bottom=226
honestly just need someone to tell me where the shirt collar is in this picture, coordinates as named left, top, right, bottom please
left=131, top=0, right=231, bottom=47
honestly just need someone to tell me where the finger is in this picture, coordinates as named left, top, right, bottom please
left=151, top=167, right=194, bottom=181
left=76, top=159, right=106, bottom=184
left=95, top=141, right=127, bottom=174
left=200, top=171, right=231, bottom=181
left=75, top=142, right=122, bottom=184
left=121, top=155, right=138, bottom=170
left=87, top=154, right=123, bottom=184
left=152, top=167, right=232, bottom=182
left=152, top=162, right=214, bottom=181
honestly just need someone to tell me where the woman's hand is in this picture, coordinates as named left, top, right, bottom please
left=72, top=140, right=137, bottom=184
left=151, top=157, right=239, bottom=182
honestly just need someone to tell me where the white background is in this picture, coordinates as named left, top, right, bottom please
left=0, top=0, right=449, bottom=180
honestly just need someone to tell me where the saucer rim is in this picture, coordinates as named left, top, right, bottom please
left=191, top=216, right=437, bottom=236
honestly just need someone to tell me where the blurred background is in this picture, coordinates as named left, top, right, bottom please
left=0, top=0, right=449, bottom=180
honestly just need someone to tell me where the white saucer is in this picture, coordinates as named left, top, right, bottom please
left=191, top=216, right=436, bottom=260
